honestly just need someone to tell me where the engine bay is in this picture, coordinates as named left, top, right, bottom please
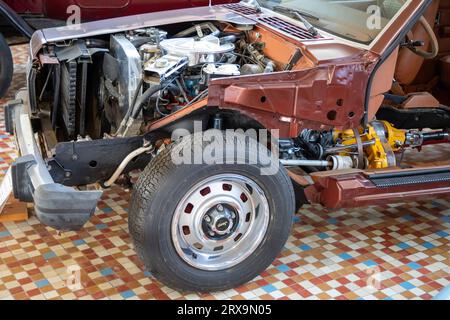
left=34, top=22, right=280, bottom=142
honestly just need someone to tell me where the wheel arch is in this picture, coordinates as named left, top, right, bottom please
left=147, top=104, right=269, bottom=137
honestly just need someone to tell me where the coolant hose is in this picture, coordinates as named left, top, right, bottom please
left=219, top=35, right=237, bottom=45
left=131, top=84, right=164, bottom=119
left=119, top=79, right=143, bottom=130
left=119, top=84, right=164, bottom=136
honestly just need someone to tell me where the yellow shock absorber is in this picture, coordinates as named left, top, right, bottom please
left=333, top=121, right=406, bottom=169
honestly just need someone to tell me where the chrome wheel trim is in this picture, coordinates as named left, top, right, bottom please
left=171, top=173, right=270, bottom=271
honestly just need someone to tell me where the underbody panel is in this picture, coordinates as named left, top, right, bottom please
left=305, top=166, right=450, bottom=209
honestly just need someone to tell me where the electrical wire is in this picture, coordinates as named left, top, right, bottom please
left=153, top=77, right=180, bottom=116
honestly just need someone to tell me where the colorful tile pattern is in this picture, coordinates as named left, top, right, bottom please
left=0, top=46, right=449, bottom=300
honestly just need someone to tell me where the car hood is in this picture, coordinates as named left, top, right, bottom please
left=30, top=5, right=255, bottom=57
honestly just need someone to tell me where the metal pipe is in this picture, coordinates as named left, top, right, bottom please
left=324, top=139, right=376, bottom=154
left=280, top=159, right=332, bottom=167
left=103, top=143, right=153, bottom=187
left=38, top=65, right=54, bottom=101
left=174, top=22, right=219, bottom=38
left=119, top=84, right=164, bottom=137
left=116, top=79, right=143, bottom=136
left=422, top=131, right=449, bottom=142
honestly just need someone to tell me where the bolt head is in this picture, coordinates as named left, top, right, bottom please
left=208, top=231, right=215, bottom=237
left=216, top=204, right=224, bottom=212
left=204, top=215, right=211, bottom=223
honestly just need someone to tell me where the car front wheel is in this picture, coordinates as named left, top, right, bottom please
left=128, top=131, right=295, bottom=292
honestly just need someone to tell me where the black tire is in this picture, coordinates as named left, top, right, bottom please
left=0, top=33, right=13, bottom=98
left=129, top=131, right=295, bottom=292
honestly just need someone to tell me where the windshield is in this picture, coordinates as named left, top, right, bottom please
left=255, top=0, right=409, bottom=44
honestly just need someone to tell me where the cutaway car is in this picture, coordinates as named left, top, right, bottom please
left=4, top=0, right=449, bottom=291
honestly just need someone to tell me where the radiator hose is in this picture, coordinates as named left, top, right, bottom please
left=131, top=84, right=164, bottom=119
left=117, top=84, right=163, bottom=137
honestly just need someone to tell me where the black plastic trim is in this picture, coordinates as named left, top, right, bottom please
left=34, top=184, right=101, bottom=231
left=3, top=99, right=21, bottom=135
left=11, top=154, right=36, bottom=202
left=10, top=93, right=103, bottom=231
left=0, top=1, right=34, bottom=38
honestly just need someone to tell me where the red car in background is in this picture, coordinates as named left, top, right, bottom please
left=3, top=0, right=238, bottom=23
left=0, top=0, right=238, bottom=97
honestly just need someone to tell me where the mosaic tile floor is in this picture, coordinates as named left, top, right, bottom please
left=0, top=46, right=449, bottom=300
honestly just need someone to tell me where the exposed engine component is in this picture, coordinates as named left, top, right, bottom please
left=238, top=40, right=276, bottom=75
left=144, top=55, right=188, bottom=84
left=333, top=122, right=399, bottom=169
left=160, top=35, right=235, bottom=66
left=173, top=22, right=220, bottom=38
left=279, top=129, right=333, bottom=161
left=143, top=35, right=238, bottom=85
left=246, top=43, right=276, bottom=73
left=326, top=155, right=357, bottom=170
left=280, top=121, right=450, bottom=171
left=241, top=64, right=264, bottom=75
left=202, top=63, right=240, bottom=81
left=108, top=24, right=274, bottom=137
left=139, top=43, right=161, bottom=64
left=60, top=61, right=77, bottom=137
left=109, top=35, right=142, bottom=117
left=39, top=22, right=277, bottom=140
left=404, top=130, right=450, bottom=147
left=129, top=27, right=167, bottom=47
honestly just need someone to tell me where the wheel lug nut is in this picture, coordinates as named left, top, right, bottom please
left=231, top=213, right=236, bottom=219
left=216, top=204, right=224, bottom=212
left=204, top=215, right=211, bottom=222
left=209, top=231, right=215, bottom=237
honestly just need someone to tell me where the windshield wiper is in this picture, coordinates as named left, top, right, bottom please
left=273, top=5, right=320, bottom=37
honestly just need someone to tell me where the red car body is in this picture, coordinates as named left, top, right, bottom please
left=4, top=0, right=238, bottom=21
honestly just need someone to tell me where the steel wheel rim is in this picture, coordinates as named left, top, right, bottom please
left=171, top=173, right=270, bottom=271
